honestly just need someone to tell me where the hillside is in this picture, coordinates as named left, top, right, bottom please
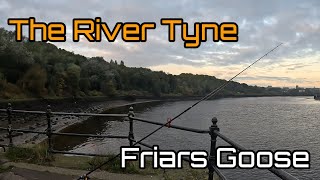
left=0, top=28, right=281, bottom=99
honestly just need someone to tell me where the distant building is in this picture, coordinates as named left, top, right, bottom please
left=282, top=87, right=290, bottom=92
left=306, top=88, right=320, bottom=94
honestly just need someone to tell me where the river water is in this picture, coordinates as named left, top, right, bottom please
left=53, top=96, right=320, bottom=180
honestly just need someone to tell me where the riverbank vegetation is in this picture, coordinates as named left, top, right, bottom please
left=0, top=28, right=314, bottom=100
left=2, top=145, right=209, bottom=179
left=5, top=144, right=51, bottom=164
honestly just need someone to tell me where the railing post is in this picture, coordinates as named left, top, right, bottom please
left=128, top=106, right=135, bottom=146
left=7, top=103, right=13, bottom=147
left=208, top=117, right=219, bottom=180
left=46, top=105, right=52, bottom=154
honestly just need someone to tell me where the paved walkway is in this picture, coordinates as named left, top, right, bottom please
left=0, top=167, right=76, bottom=180
left=0, top=162, right=160, bottom=180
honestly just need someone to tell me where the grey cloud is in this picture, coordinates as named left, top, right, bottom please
left=0, top=0, right=319, bottom=69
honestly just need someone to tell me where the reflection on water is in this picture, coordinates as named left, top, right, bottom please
left=52, top=101, right=164, bottom=151
left=53, top=97, right=320, bottom=180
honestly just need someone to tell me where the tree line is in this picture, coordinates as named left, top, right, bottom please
left=0, top=28, right=285, bottom=99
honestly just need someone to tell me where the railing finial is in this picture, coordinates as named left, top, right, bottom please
left=128, top=106, right=134, bottom=117
left=211, top=117, right=218, bottom=127
left=47, top=105, right=51, bottom=113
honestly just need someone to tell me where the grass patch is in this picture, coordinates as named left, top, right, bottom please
left=0, top=165, right=13, bottom=173
left=88, top=155, right=149, bottom=174
left=87, top=156, right=211, bottom=179
left=51, top=155, right=92, bottom=170
left=53, top=155, right=210, bottom=179
left=3, top=146, right=213, bottom=179
left=162, top=167, right=208, bottom=180
left=5, top=144, right=52, bottom=164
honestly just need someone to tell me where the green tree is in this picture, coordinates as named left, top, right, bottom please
left=19, top=64, right=47, bottom=95
left=79, top=78, right=91, bottom=94
left=0, top=29, right=34, bottom=83
left=66, top=64, right=81, bottom=95
left=0, top=28, right=288, bottom=99
left=101, top=80, right=117, bottom=96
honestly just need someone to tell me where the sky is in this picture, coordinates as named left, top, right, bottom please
left=0, top=0, right=319, bottom=88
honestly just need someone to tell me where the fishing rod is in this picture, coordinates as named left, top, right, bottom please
left=78, top=42, right=283, bottom=179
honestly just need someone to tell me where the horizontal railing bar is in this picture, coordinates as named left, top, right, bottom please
left=130, top=117, right=209, bottom=134
left=0, top=127, right=127, bottom=138
left=0, top=107, right=297, bottom=180
left=0, top=127, right=8, bottom=131
left=0, top=127, right=46, bottom=134
left=132, top=139, right=152, bottom=148
left=210, top=164, right=227, bottom=180
left=13, top=129, right=47, bottom=134
left=0, top=109, right=128, bottom=117
left=130, top=139, right=192, bottom=162
left=214, top=131, right=246, bottom=150
left=268, top=169, right=299, bottom=180
left=52, top=112, right=128, bottom=117
left=52, top=132, right=128, bottom=139
left=132, top=138, right=227, bottom=180
left=51, top=150, right=107, bottom=157
left=0, top=109, right=45, bottom=114
left=214, top=131, right=298, bottom=180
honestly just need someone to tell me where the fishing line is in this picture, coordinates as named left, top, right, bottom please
left=78, top=42, right=283, bottom=179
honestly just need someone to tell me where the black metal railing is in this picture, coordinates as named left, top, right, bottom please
left=0, top=103, right=298, bottom=180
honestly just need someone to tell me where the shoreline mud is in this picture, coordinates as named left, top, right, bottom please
left=0, top=99, right=161, bottom=148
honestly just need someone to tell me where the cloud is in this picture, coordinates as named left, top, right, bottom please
left=0, top=0, right=319, bottom=87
